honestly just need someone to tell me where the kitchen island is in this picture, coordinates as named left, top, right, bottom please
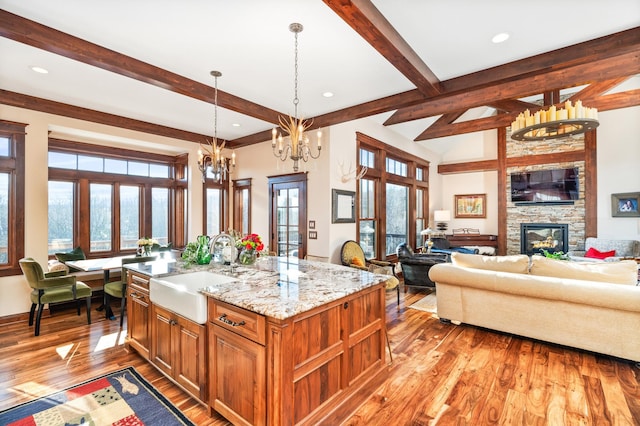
left=125, top=256, right=391, bottom=426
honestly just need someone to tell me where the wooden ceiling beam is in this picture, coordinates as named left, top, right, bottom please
left=567, top=77, right=631, bottom=102
left=229, top=89, right=427, bottom=147
left=0, top=90, right=210, bottom=143
left=385, top=50, right=640, bottom=125
left=323, top=0, right=441, bottom=97
left=0, top=9, right=284, bottom=125
left=416, top=114, right=513, bottom=141
left=488, top=100, right=537, bottom=113
left=415, top=88, right=640, bottom=141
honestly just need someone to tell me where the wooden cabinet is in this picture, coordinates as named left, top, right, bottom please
left=207, top=284, right=388, bottom=425
left=446, top=233, right=498, bottom=247
left=126, top=271, right=152, bottom=359
left=208, top=299, right=266, bottom=426
left=127, top=270, right=207, bottom=404
left=151, top=305, right=207, bottom=403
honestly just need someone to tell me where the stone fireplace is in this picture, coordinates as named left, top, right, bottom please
left=505, top=130, right=586, bottom=255
left=520, top=223, right=569, bottom=255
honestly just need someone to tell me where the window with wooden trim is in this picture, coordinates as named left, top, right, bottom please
left=356, top=132, right=429, bottom=260
left=47, top=139, right=187, bottom=256
left=233, top=178, right=252, bottom=235
left=0, top=121, right=25, bottom=276
left=203, top=180, right=227, bottom=237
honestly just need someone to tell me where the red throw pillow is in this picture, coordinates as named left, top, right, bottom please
left=585, top=247, right=616, bottom=259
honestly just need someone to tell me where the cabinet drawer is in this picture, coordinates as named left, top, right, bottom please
left=129, top=271, right=150, bottom=291
left=208, top=299, right=265, bottom=345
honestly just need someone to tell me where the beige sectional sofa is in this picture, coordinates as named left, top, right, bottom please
left=428, top=253, right=640, bottom=362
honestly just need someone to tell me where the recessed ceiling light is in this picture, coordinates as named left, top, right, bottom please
left=30, top=66, right=49, bottom=74
left=322, top=92, right=334, bottom=98
left=492, top=33, right=510, bottom=44
left=232, top=123, right=240, bottom=127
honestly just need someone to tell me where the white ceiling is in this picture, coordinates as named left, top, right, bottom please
left=1, top=0, right=639, bottom=148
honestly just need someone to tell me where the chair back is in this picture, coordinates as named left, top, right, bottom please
left=396, top=243, right=415, bottom=258
left=340, top=240, right=366, bottom=267
left=19, top=258, right=45, bottom=289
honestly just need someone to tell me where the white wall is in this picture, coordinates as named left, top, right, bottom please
left=438, top=129, right=500, bottom=234
left=595, top=105, right=640, bottom=240
left=231, top=129, right=332, bottom=257
left=328, top=118, right=442, bottom=263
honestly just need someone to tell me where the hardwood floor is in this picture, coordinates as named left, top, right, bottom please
left=1, top=288, right=638, bottom=425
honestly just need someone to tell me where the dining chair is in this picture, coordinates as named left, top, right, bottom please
left=103, top=255, right=156, bottom=327
left=19, top=257, right=92, bottom=336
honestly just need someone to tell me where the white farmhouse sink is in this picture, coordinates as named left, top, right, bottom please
left=149, top=271, right=238, bottom=324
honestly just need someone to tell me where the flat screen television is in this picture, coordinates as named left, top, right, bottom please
left=510, top=167, right=579, bottom=203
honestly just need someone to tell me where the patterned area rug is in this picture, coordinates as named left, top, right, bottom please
left=0, top=366, right=194, bottom=426
left=408, top=290, right=438, bottom=316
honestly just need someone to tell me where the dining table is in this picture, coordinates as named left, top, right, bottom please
left=65, top=255, right=136, bottom=319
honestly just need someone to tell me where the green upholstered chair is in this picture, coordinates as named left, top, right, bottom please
left=104, top=255, right=156, bottom=327
left=19, top=257, right=92, bottom=336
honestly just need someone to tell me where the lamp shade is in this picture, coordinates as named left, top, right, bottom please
left=434, top=210, right=451, bottom=222
left=420, top=227, right=433, bottom=236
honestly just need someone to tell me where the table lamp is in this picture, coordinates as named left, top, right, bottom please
left=434, top=210, right=451, bottom=231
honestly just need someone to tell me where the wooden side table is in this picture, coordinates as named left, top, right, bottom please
left=446, top=234, right=498, bottom=248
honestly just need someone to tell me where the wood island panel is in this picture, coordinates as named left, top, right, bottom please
left=208, top=282, right=388, bottom=425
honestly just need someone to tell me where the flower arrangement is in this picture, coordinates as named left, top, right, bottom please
left=137, top=237, right=158, bottom=255
left=238, top=233, right=264, bottom=252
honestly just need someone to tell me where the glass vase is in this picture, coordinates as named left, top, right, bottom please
left=239, top=248, right=257, bottom=265
left=196, top=235, right=212, bottom=265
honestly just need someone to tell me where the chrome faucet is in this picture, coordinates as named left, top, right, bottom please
left=209, top=233, right=237, bottom=268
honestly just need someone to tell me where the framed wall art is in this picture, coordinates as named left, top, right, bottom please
left=454, top=194, right=487, bottom=218
left=332, top=189, right=355, bottom=223
left=611, top=192, right=640, bottom=217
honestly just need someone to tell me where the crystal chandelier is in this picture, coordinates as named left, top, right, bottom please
left=271, top=23, right=321, bottom=171
left=198, top=70, right=235, bottom=183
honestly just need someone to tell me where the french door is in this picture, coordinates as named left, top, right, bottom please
left=268, top=173, right=307, bottom=259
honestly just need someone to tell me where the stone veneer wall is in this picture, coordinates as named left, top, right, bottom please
left=505, top=131, right=586, bottom=255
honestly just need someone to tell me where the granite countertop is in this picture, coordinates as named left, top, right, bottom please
left=125, top=256, right=391, bottom=320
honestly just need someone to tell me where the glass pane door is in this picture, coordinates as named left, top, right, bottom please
left=268, top=174, right=307, bottom=259
left=276, top=187, right=300, bottom=257
left=385, top=183, right=408, bottom=255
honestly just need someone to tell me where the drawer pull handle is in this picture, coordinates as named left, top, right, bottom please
left=130, top=292, right=142, bottom=299
left=169, top=319, right=178, bottom=326
left=219, top=313, right=245, bottom=327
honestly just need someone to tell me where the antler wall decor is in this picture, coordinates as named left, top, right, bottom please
left=339, top=160, right=367, bottom=183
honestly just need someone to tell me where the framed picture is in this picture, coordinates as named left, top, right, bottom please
left=454, top=194, right=487, bottom=218
left=332, top=189, right=355, bottom=223
left=611, top=192, right=640, bottom=217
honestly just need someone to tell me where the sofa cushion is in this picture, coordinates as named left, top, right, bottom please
left=47, top=260, right=69, bottom=274
left=530, top=255, right=638, bottom=285
left=585, top=247, right=616, bottom=260
left=451, top=252, right=530, bottom=274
